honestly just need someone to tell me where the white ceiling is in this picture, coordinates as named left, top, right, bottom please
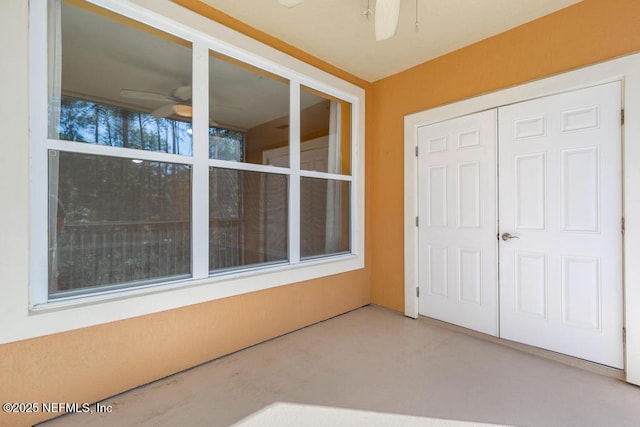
left=200, top=0, right=583, bottom=82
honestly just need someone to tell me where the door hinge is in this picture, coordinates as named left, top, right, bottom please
left=622, top=217, right=625, bottom=235
left=415, top=146, right=419, bottom=157
left=416, top=216, right=419, bottom=227
left=621, top=109, right=625, bottom=126
left=416, top=286, right=420, bottom=298
left=623, top=327, right=626, bottom=345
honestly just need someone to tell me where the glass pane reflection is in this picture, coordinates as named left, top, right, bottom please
left=48, top=151, right=192, bottom=295
left=300, top=178, right=350, bottom=259
left=209, top=52, right=290, bottom=165
left=300, top=87, right=352, bottom=175
left=210, top=168, right=289, bottom=271
left=51, top=1, right=193, bottom=155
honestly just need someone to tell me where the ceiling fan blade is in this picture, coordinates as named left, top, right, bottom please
left=119, top=89, right=174, bottom=103
left=375, top=0, right=401, bottom=41
left=150, top=103, right=178, bottom=118
left=172, top=85, right=192, bottom=101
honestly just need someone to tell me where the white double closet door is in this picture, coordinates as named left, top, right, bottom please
left=418, top=82, right=623, bottom=368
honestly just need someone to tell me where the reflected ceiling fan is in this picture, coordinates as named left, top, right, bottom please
left=279, top=0, right=401, bottom=41
left=119, top=85, right=193, bottom=118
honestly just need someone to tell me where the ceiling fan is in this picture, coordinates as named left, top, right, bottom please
left=119, top=85, right=193, bottom=118
left=278, top=0, right=401, bottom=41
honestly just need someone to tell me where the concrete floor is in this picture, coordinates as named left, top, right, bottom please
left=41, top=305, right=640, bottom=426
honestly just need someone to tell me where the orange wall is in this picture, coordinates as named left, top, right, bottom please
left=369, top=0, right=640, bottom=311
left=1, top=273, right=369, bottom=426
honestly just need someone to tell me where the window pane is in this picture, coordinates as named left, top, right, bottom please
left=299, top=87, right=352, bottom=175
left=300, top=178, right=351, bottom=259
left=209, top=127, right=245, bottom=162
left=51, top=0, right=193, bottom=155
left=48, top=151, right=192, bottom=296
left=209, top=51, right=290, bottom=165
left=210, top=168, right=288, bottom=272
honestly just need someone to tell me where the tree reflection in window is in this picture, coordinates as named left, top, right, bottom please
left=57, top=95, right=245, bottom=161
left=209, top=127, right=244, bottom=161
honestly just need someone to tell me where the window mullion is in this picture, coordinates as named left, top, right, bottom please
left=351, top=101, right=360, bottom=257
left=289, top=82, right=301, bottom=264
left=191, top=42, right=209, bottom=279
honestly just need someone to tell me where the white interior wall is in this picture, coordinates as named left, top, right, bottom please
left=0, top=2, right=31, bottom=344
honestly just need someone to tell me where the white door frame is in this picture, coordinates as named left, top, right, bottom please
left=404, top=52, right=640, bottom=385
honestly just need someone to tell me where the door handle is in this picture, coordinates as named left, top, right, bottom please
left=501, top=232, right=520, bottom=241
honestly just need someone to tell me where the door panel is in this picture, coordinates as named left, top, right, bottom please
left=498, top=82, right=623, bottom=368
left=418, top=110, right=497, bottom=336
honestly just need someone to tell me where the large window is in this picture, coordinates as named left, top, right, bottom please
left=37, top=0, right=361, bottom=302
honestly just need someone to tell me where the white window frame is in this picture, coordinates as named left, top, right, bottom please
left=6, top=0, right=364, bottom=345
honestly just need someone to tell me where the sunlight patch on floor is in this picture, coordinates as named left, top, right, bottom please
left=234, top=402, right=506, bottom=427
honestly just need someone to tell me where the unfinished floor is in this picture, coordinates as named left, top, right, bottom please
left=41, top=305, right=640, bottom=426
